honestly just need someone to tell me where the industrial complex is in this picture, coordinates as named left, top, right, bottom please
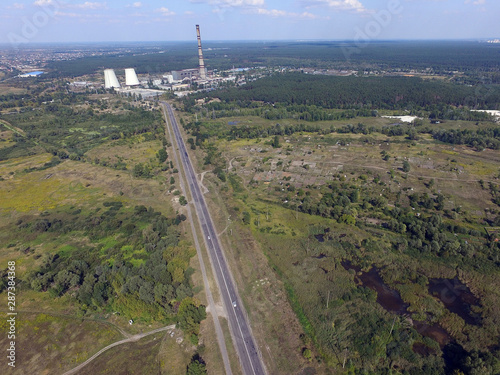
left=101, top=25, right=237, bottom=99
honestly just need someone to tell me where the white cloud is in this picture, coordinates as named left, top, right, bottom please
left=33, top=0, right=56, bottom=6
left=465, top=0, right=485, bottom=4
left=55, top=10, right=109, bottom=20
left=190, top=0, right=265, bottom=8
left=301, top=0, right=367, bottom=12
left=54, top=11, right=81, bottom=17
left=157, top=7, right=175, bottom=16
left=34, top=1, right=107, bottom=10
left=253, top=8, right=322, bottom=19
left=125, top=2, right=142, bottom=8
left=255, top=8, right=287, bottom=16
left=73, top=2, right=107, bottom=10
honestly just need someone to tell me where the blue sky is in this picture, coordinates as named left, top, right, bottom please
left=1, top=0, right=499, bottom=43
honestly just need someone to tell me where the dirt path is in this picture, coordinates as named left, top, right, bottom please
left=61, top=325, right=175, bottom=375
left=0, top=119, right=42, bottom=147
left=198, top=171, right=210, bottom=194
left=0, top=119, right=26, bottom=137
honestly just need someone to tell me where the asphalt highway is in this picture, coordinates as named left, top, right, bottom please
left=162, top=102, right=266, bottom=375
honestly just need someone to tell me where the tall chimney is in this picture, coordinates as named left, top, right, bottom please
left=196, top=25, right=206, bottom=80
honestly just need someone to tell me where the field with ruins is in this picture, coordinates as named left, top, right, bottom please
left=179, top=77, right=500, bottom=373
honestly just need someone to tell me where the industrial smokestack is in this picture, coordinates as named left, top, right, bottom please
left=196, top=25, right=207, bottom=80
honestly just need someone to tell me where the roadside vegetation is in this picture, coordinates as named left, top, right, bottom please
left=0, top=84, right=207, bottom=374
left=177, top=72, right=500, bottom=374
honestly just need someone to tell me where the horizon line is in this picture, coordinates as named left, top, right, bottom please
left=0, top=38, right=499, bottom=47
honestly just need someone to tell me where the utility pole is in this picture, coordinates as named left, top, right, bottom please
left=326, top=291, right=331, bottom=309
left=343, top=348, right=348, bottom=368
left=389, top=316, right=397, bottom=337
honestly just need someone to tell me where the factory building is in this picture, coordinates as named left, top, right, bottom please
left=169, top=25, right=209, bottom=82
left=163, top=74, right=174, bottom=84
left=171, top=68, right=207, bottom=82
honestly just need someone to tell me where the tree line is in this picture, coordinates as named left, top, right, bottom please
left=15, top=202, right=206, bottom=340
left=199, top=73, right=500, bottom=111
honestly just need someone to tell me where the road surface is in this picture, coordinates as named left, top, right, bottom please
left=162, top=102, right=266, bottom=375
left=162, top=104, right=233, bottom=375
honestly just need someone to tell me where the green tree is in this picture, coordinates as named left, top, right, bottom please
left=186, top=356, right=207, bottom=375
left=178, top=298, right=207, bottom=337
left=179, top=196, right=187, bottom=206
left=157, top=148, right=168, bottom=163
left=402, top=160, right=411, bottom=173
left=302, top=348, right=312, bottom=361
left=271, top=135, right=281, bottom=148
left=242, top=211, right=251, bottom=225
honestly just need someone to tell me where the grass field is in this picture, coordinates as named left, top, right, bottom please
left=0, top=85, right=27, bottom=96
left=85, top=136, right=163, bottom=171
left=186, top=110, right=500, bottom=373
left=77, top=328, right=191, bottom=375
left=203, top=113, right=496, bottom=134
left=0, top=312, right=123, bottom=375
left=0, top=124, right=200, bottom=373
left=200, top=167, right=324, bottom=374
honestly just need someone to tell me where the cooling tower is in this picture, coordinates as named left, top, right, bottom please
left=196, top=25, right=207, bottom=80
left=104, top=69, right=120, bottom=89
left=125, top=68, right=140, bottom=86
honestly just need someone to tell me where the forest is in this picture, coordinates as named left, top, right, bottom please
left=6, top=203, right=206, bottom=342
left=197, top=73, right=500, bottom=111
left=42, top=41, right=500, bottom=79
left=0, top=88, right=164, bottom=162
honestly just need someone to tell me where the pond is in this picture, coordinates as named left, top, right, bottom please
left=428, top=277, right=482, bottom=326
left=314, top=234, right=325, bottom=242
left=341, top=261, right=453, bottom=348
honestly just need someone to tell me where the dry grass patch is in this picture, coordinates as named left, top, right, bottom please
left=85, top=137, right=162, bottom=169
left=0, top=312, right=122, bottom=375
left=201, top=173, right=320, bottom=374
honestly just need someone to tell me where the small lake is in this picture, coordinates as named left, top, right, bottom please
left=341, top=261, right=452, bottom=348
left=428, top=278, right=482, bottom=326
